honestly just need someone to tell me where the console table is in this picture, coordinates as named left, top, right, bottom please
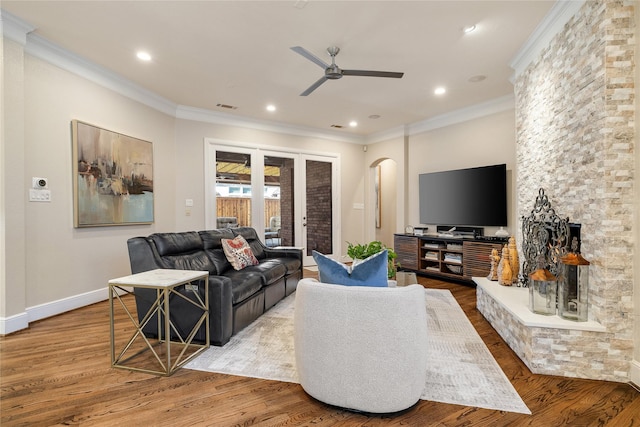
left=109, top=269, right=209, bottom=376
left=394, top=233, right=506, bottom=283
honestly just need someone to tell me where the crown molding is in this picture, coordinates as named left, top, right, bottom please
left=406, top=94, right=515, bottom=136
left=510, top=0, right=585, bottom=77
left=3, top=8, right=520, bottom=145
left=1, top=9, right=35, bottom=45
left=366, top=94, right=516, bottom=144
left=25, top=33, right=179, bottom=117
left=365, top=125, right=406, bottom=145
left=176, top=105, right=364, bottom=144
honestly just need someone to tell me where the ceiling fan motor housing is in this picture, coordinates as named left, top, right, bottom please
left=325, top=64, right=343, bottom=79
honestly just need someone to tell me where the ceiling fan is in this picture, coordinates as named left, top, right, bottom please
left=291, top=46, right=404, bottom=96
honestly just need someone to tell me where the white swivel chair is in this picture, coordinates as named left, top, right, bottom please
left=293, top=278, right=428, bottom=413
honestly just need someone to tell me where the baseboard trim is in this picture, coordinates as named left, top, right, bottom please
left=0, top=312, right=29, bottom=335
left=630, top=359, right=640, bottom=389
left=0, top=287, right=111, bottom=335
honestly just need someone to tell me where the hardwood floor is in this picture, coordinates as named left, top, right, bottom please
left=1, top=272, right=638, bottom=426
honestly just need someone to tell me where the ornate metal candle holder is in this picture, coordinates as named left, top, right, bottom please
left=520, top=188, right=570, bottom=287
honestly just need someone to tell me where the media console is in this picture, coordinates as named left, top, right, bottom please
left=394, top=233, right=508, bottom=284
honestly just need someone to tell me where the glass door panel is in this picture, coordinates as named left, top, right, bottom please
left=215, top=151, right=252, bottom=228
left=206, top=141, right=339, bottom=265
left=264, top=155, right=295, bottom=247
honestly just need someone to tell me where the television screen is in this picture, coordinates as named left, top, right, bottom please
left=419, top=164, right=507, bottom=227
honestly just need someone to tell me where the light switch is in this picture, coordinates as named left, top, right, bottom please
left=185, top=199, right=194, bottom=207
left=29, top=189, right=51, bottom=202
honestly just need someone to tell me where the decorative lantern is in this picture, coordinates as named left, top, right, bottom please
left=529, top=260, right=557, bottom=316
left=558, top=238, right=590, bottom=322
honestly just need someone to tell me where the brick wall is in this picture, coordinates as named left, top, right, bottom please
left=305, top=160, right=333, bottom=255
left=513, top=0, right=635, bottom=381
left=279, top=159, right=295, bottom=246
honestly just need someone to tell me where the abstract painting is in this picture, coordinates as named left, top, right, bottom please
left=72, top=120, right=154, bottom=227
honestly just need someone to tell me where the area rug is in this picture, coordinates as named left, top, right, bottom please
left=185, top=289, right=531, bottom=414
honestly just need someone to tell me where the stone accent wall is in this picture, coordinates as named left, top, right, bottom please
left=512, top=0, right=635, bottom=381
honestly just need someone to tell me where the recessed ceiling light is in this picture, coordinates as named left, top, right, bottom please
left=462, top=24, right=477, bottom=34
left=266, top=104, right=276, bottom=112
left=434, top=87, right=446, bottom=96
left=349, top=121, right=358, bottom=127
left=368, top=114, right=381, bottom=120
left=136, top=51, right=152, bottom=61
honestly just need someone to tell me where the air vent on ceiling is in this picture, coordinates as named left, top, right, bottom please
left=330, top=124, right=344, bottom=129
left=216, top=103, right=238, bottom=110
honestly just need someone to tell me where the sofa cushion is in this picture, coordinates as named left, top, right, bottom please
left=271, top=257, right=302, bottom=275
left=243, top=259, right=287, bottom=285
left=232, top=227, right=265, bottom=259
left=222, top=235, right=260, bottom=270
left=205, top=248, right=232, bottom=276
left=313, top=250, right=388, bottom=287
left=150, top=231, right=203, bottom=256
left=200, top=229, right=235, bottom=274
left=199, top=229, right=235, bottom=250
left=149, top=232, right=216, bottom=273
left=162, top=251, right=217, bottom=274
left=221, top=270, right=264, bottom=304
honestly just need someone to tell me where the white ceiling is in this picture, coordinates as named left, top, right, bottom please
left=2, top=1, right=556, bottom=138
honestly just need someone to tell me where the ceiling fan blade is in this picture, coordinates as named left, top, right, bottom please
left=300, top=76, right=328, bottom=96
left=290, top=46, right=329, bottom=69
left=342, top=70, right=404, bottom=78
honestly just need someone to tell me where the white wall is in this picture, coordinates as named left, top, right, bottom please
left=173, top=118, right=366, bottom=256
left=1, top=37, right=368, bottom=332
left=21, top=53, right=177, bottom=310
left=406, top=109, right=517, bottom=236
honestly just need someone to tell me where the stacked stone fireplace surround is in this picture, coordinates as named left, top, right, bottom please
left=477, top=1, right=636, bottom=382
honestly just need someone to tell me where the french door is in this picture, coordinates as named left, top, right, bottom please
left=205, top=140, right=340, bottom=265
left=300, top=154, right=340, bottom=265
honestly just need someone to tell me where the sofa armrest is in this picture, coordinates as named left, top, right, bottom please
left=127, top=237, right=166, bottom=274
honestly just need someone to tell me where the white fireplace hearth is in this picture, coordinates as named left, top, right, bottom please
left=473, top=277, right=614, bottom=381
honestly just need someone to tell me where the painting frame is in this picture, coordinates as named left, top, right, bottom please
left=72, top=120, right=154, bottom=228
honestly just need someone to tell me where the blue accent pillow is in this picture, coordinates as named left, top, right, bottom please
left=312, top=249, right=388, bottom=287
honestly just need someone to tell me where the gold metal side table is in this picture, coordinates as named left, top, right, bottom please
left=109, top=269, right=209, bottom=376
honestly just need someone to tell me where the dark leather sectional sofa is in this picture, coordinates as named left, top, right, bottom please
left=127, top=227, right=303, bottom=346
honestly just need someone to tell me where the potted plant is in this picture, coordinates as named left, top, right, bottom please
left=347, top=240, right=399, bottom=279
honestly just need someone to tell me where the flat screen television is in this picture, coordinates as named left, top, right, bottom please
left=419, top=164, right=507, bottom=227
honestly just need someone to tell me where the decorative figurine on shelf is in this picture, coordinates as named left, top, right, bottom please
left=497, top=245, right=513, bottom=286
left=508, top=236, right=520, bottom=280
left=487, top=248, right=500, bottom=281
